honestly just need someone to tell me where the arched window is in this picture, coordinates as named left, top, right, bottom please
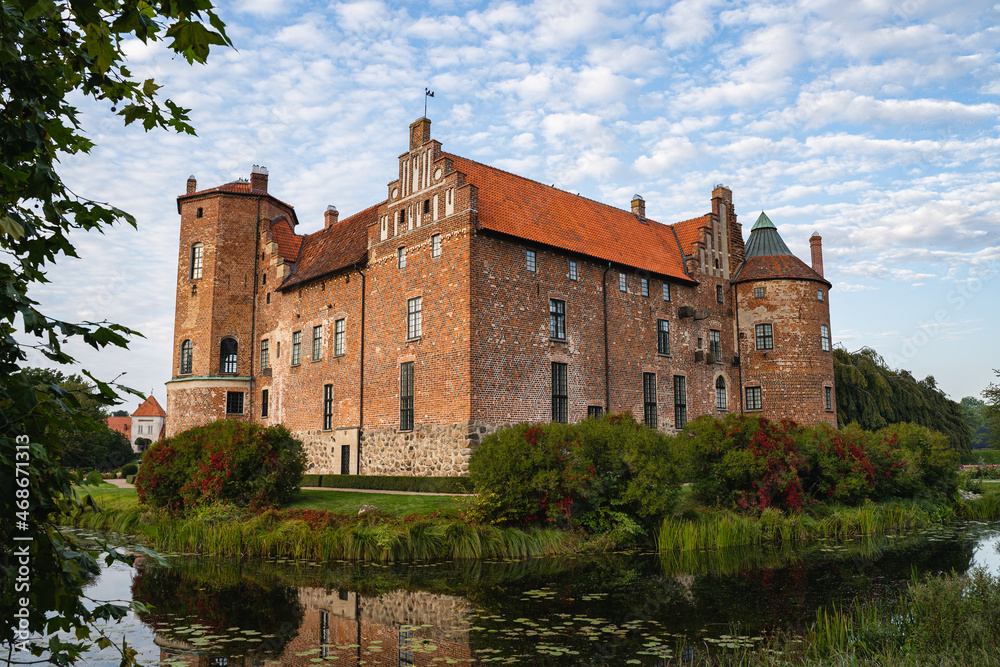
left=180, top=340, right=193, bottom=375
left=715, top=376, right=727, bottom=410
left=190, top=242, right=204, bottom=280
left=220, top=337, right=238, bottom=374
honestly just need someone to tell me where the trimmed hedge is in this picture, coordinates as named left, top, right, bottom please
left=300, top=474, right=472, bottom=494
left=962, top=449, right=1000, bottom=466
left=126, top=474, right=137, bottom=485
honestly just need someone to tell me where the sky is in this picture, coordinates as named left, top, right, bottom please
left=27, top=0, right=1000, bottom=410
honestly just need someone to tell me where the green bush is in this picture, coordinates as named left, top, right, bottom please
left=468, top=414, right=682, bottom=531
left=85, top=470, right=104, bottom=486
left=121, top=462, right=138, bottom=477
left=317, top=474, right=472, bottom=494
left=126, top=475, right=136, bottom=485
left=878, top=422, right=959, bottom=498
left=135, top=420, right=306, bottom=513
left=961, top=449, right=1000, bottom=466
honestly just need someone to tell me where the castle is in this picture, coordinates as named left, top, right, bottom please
left=166, top=118, right=835, bottom=476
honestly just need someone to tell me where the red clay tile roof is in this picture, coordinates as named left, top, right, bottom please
left=132, top=395, right=167, bottom=417
left=672, top=214, right=711, bottom=257
left=447, top=155, right=694, bottom=282
left=106, top=416, right=131, bottom=438
left=270, top=216, right=303, bottom=260
left=178, top=181, right=297, bottom=213
left=280, top=204, right=379, bottom=289
left=732, top=254, right=831, bottom=287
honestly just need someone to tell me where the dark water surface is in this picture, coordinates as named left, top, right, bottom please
left=68, top=522, right=999, bottom=666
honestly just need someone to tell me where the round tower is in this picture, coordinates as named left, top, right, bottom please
left=732, top=212, right=836, bottom=426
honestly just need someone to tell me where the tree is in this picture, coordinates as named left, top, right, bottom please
left=983, top=370, right=1000, bottom=449
left=111, top=410, right=130, bottom=417
left=961, top=396, right=990, bottom=449
left=1, top=1, right=229, bottom=664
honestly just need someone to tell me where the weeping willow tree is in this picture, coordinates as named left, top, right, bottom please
left=834, top=347, right=972, bottom=452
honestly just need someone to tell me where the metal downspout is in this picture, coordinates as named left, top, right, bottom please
left=603, top=263, right=612, bottom=413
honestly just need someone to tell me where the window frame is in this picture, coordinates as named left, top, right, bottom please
left=641, top=277, right=649, bottom=297
left=587, top=406, right=603, bottom=419
left=406, top=296, right=422, bottom=340
left=716, top=284, right=724, bottom=303
left=400, top=362, right=414, bottom=431
left=291, top=331, right=302, bottom=366
left=549, top=298, right=566, bottom=340
left=753, top=286, right=765, bottom=299
left=618, top=272, right=626, bottom=292
left=569, top=260, right=578, bottom=281
left=716, top=376, right=727, bottom=410
left=334, top=318, right=345, bottom=356
left=225, top=391, right=244, bottom=415
left=818, top=289, right=824, bottom=302
left=219, top=337, right=238, bottom=374
left=261, top=389, right=269, bottom=418
left=825, top=386, right=833, bottom=411
left=821, top=324, right=831, bottom=351
left=745, top=386, right=762, bottom=411
left=657, top=319, right=670, bottom=355
left=551, top=362, right=568, bottom=423
left=260, top=339, right=269, bottom=371
left=709, top=329, right=721, bottom=360
left=180, top=339, right=193, bottom=375
left=323, top=384, right=333, bottom=430
left=312, top=325, right=323, bottom=361
left=673, top=375, right=687, bottom=428
left=189, top=243, right=203, bottom=280
left=431, top=233, right=441, bottom=258
left=397, top=246, right=406, bottom=269
left=643, top=372, right=657, bottom=429
left=526, top=249, right=536, bottom=272
left=755, top=323, right=774, bottom=351
left=662, top=283, right=671, bottom=301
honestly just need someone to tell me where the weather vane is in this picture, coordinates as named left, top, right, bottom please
left=424, top=87, right=434, bottom=118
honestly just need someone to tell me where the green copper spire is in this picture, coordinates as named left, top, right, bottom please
left=751, top=211, right=776, bottom=230
left=744, top=211, right=792, bottom=258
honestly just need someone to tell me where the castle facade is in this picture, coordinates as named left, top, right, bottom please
left=166, top=118, right=835, bottom=476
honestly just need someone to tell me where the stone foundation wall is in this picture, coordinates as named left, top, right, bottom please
left=359, top=421, right=500, bottom=476
left=295, top=427, right=359, bottom=475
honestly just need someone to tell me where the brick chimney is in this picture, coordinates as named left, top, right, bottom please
left=186, top=175, right=197, bottom=194
left=631, top=194, right=645, bottom=222
left=250, top=165, right=268, bottom=193
left=410, top=117, right=431, bottom=151
left=810, top=231, right=824, bottom=277
left=324, top=205, right=339, bottom=229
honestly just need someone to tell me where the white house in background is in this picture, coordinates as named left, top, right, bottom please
left=130, top=395, right=167, bottom=453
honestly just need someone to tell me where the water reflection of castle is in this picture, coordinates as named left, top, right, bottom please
left=155, top=588, right=473, bottom=666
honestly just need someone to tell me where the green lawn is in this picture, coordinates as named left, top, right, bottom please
left=71, top=483, right=467, bottom=517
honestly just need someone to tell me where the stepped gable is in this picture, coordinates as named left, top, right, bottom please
left=132, top=395, right=166, bottom=417
left=733, top=212, right=831, bottom=287
left=446, top=154, right=694, bottom=282
left=672, top=214, right=713, bottom=257
left=280, top=204, right=379, bottom=289
left=269, top=215, right=303, bottom=260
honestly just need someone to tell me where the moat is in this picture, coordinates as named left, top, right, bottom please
left=75, top=522, right=1000, bottom=666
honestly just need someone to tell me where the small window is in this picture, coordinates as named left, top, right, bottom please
left=399, top=208, right=406, bottom=226
left=431, top=234, right=441, bottom=258
left=266, top=292, right=271, bottom=304
left=398, top=247, right=406, bottom=269
left=569, top=260, right=578, bottom=281
left=818, top=289, right=824, bottom=302
left=312, top=325, right=323, bottom=361
left=657, top=319, right=670, bottom=355
left=619, top=272, right=626, bottom=292
left=260, top=339, right=269, bottom=371
left=220, top=337, right=238, bottom=374
left=180, top=339, right=193, bottom=374
left=334, top=319, right=345, bottom=356
left=261, top=389, right=269, bottom=417
left=527, top=250, right=536, bottom=272
left=225, top=391, right=244, bottom=415
left=588, top=406, right=603, bottom=419
left=423, top=199, right=430, bottom=215
left=400, top=362, right=414, bottom=431
left=291, top=331, right=301, bottom=366
left=745, top=386, right=762, bottom=411
left=196, top=207, right=203, bottom=218
left=673, top=375, right=687, bottom=428
left=262, top=273, right=266, bottom=286
left=755, top=323, right=773, bottom=351
left=753, top=286, right=765, bottom=299
left=643, top=373, right=657, bottom=428
left=716, top=376, right=727, bottom=410
left=552, top=362, right=568, bottom=423
left=825, top=386, right=833, bottom=411
left=662, top=283, right=671, bottom=301
left=821, top=324, right=831, bottom=351
left=407, top=297, right=422, bottom=339
left=709, top=329, right=721, bottom=360
left=276, top=341, right=280, bottom=358
left=716, top=285, right=724, bottom=303
left=323, top=384, right=333, bottom=430
left=641, top=278, right=649, bottom=297
left=189, top=243, right=203, bottom=280
left=549, top=299, right=566, bottom=340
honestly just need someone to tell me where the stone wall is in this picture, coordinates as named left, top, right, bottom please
left=359, top=421, right=499, bottom=476
left=296, top=427, right=359, bottom=475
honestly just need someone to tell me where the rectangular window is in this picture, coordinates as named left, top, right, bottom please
left=398, top=246, right=406, bottom=269
left=657, top=319, right=670, bottom=355
left=716, top=379, right=727, bottom=410
left=717, top=285, right=724, bottom=303
left=551, top=362, right=568, bottom=423
left=291, top=331, right=301, bottom=365
left=643, top=373, right=657, bottom=429
left=261, top=389, right=268, bottom=417
left=821, top=324, right=831, bottom=351
left=431, top=233, right=441, bottom=258
left=225, top=391, right=244, bottom=415
left=588, top=406, right=603, bottom=419
left=754, top=286, right=765, bottom=299
left=260, top=339, right=269, bottom=371
left=663, top=283, right=671, bottom=301
left=341, top=445, right=351, bottom=475
left=549, top=299, right=566, bottom=340
left=312, top=325, right=322, bottom=361
left=641, top=277, right=649, bottom=297
left=618, top=272, right=626, bottom=292
left=825, top=386, right=833, bottom=411
left=569, top=260, right=578, bottom=281
left=526, top=250, right=536, bottom=272
left=334, top=318, right=345, bottom=356
left=323, top=384, right=333, bottom=430
left=746, top=386, right=762, bottom=411
left=400, top=362, right=414, bottom=430
left=190, top=244, right=203, bottom=280
left=709, top=329, right=721, bottom=360
left=755, top=323, right=773, bottom=351
left=818, top=289, right=824, bottom=302
left=406, top=296, right=422, bottom=339
left=674, top=375, right=687, bottom=429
